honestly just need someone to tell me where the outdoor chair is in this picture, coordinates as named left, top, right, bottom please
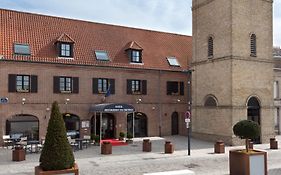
left=82, top=135, right=91, bottom=148
left=16, top=137, right=28, bottom=150
left=2, top=135, right=13, bottom=148
left=67, top=137, right=79, bottom=151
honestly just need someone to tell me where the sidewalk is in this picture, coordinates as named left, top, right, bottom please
left=0, top=135, right=280, bottom=175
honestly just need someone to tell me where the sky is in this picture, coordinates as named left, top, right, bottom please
left=0, top=0, right=281, bottom=46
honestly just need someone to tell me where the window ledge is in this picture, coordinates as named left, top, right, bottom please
left=60, top=90, right=72, bottom=94
left=16, top=90, right=30, bottom=93
left=57, top=57, right=74, bottom=60
left=130, top=62, right=144, bottom=65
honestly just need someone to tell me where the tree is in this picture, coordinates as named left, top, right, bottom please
left=233, top=120, right=261, bottom=152
left=39, top=101, right=74, bottom=171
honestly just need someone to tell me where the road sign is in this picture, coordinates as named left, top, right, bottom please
left=185, top=118, right=191, bottom=123
left=0, top=97, right=8, bottom=104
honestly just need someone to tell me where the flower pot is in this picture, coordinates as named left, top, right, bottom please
left=35, top=163, right=79, bottom=175
left=143, top=139, right=151, bottom=152
left=214, top=140, right=225, bottom=154
left=101, top=142, right=112, bottom=155
left=229, top=150, right=267, bottom=175
left=164, top=141, right=174, bottom=154
left=270, top=138, right=278, bottom=149
left=12, top=147, right=25, bottom=161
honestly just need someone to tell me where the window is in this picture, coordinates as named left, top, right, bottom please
left=167, top=57, right=180, bottom=67
left=93, top=78, right=115, bottom=94
left=59, top=43, right=73, bottom=57
left=208, top=36, right=214, bottom=58
left=131, top=50, right=142, bottom=63
left=274, top=81, right=279, bottom=99
left=167, top=81, right=184, bottom=95
left=60, top=77, right=72, bottom=92
left=127, top=80, right=147, bottom=95
left=95, top=50, right=110, bottom=61
left=16, top=75, right=30, bottom=92
left=204, top=96, right=218, bottom=107
left=250, top=34, right=257, bottom=57
left=53, top=76, right=79, bottom=94
left=8, top=74, right=37, bottom=93
left=14, top=44, right=30, bottom=55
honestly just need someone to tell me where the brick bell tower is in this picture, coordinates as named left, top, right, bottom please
left=191, top=0, right=274, bottom=145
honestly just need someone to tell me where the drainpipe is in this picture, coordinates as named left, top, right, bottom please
left=158, top=70, right=162, bottom=137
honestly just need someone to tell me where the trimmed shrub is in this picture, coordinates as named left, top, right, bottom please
left=39, top=101, right=74, bottom=171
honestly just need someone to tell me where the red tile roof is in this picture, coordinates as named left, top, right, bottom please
left=0, top=8, right=192, bottom=71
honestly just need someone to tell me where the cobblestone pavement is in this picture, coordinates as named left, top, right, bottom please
left=0, top=136, right=281, bottom=175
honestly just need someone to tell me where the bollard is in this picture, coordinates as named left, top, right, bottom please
left=101, top=141, right=112, bottom=155
left=143, top=139, right=152, bottom=152
left=270, top=138, right=278, bottom=149
left=164, top=141, right=174, bottom=154
left=214, top=140, right=225, bottom=154
left=12, top=145, right=25, bottom=161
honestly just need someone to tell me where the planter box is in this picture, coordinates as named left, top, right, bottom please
left=229, top=150, right=267, bottom=175
left=101, top=142, right=112, bottom=155
left=164, top=141, right=174, bottom=154
left=35, top=163, right=79, bottom=175
left=214, top=140, right=225, bottom=154
left=270, top=138, right=278, bottom=149
left=12, top=148, right=25, bottom=161
left=143, top=139, right=151, bottom=152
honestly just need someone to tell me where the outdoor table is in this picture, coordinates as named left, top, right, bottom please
left=75, top=138, right=84, bottom=150
left=27, top=140, right=40, bottom=153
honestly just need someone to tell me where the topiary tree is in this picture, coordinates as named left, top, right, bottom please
left=39, top=101, right=74, bottom=171
left=233, top=120, right=261, bottom=152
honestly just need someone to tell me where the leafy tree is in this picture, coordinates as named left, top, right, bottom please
left=233, top=120, right=260, bottom=152
left=39, top=101, right=74, bottom=171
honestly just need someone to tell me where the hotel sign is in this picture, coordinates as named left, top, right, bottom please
left=104, top=104, right=134, bottom=112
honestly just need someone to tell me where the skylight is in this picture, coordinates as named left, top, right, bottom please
left=14, top=44, right=30, bottom=55
left=167, top=57, right=180, bottom=67
left=95, top=50, right=109, bottom=61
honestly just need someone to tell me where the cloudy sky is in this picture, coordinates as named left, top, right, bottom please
left=1, top=0, right=281, bottom=46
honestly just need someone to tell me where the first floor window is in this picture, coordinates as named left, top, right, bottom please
left=131, top=80, right=141, bottom=94
left=127, top=79, right=147, bottom=95
left=167, top=81, right=184, bottom=95
left=60, top=77, right=72, bottom=92
left=16, top=75, right=30, bottom=92
left=53, top=76, right=79, bottom=94
left=98, top=78, right=109, bottom=93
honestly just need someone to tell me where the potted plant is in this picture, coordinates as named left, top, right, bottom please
left=229, top=120, right=267, bottom=175
left=35, top=101, right=78, bottom=175
left=92, top=135, right=100, bottom=146
left=119, top=132, right=125, bottom=141
left=126, top=132, right=133, bottom=144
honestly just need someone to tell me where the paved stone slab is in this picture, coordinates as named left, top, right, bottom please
left=143, top=169, right=195, bottom=175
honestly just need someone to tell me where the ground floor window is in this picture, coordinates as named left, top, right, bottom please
left=91, top=113, right=115, bottom=139
left=63, top=113, right=80, bottom=139
left=6, top=114, right=39, bottom=141
left=127, top=112, right=147, bottom=137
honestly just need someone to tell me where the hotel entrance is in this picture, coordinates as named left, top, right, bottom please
left=91, top=113, right=115, bottom=139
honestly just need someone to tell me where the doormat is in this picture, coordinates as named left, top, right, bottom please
left=101, top=139, right=128, bottom=146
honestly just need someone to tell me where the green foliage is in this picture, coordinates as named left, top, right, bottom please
left=39, top=101, right=74, bottom=171
left=119, top=132, right=125, bottom=138
left=127, top=132, right=133, bottom=139
left=92, top=135, right=100, bottom=143
left=233, top=120, right=261, bottom=139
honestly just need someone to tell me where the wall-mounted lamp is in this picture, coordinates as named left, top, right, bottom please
left=22, top=98, right=26, bottom=105
left=136, top=98, right=142, bottom=104
left=65, top=98, right=70, bottom=104
left=177, top=99, right=181, bottom=103
left=45, top=107, right=51, bottom=119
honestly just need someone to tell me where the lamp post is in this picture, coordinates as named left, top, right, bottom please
left=183, top=69, right=194, bottom=156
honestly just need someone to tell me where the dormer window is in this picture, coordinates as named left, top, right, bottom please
left=14, top=43, right=31, bottom=55
left=167, top=57, right=180, bottom=67
left=59, top=43, right=73, bottom=57
left=95, top=50, right=110, bottom=61
left=131, top=50, right=142, bottom=63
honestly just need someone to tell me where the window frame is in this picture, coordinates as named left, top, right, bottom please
left=59, top=42, right=73, bottom=58
left=97, top=78, right=109, bottom=93
left=131, top=80, right=142, bottom=94
left=95, top=50, right=110, bottom=61
left=16, top=75, right=30, bottom=92
left=14, top=43, right=31, bottom=55
left=59, top=77, right=72, bottom=93
left=167, top=81, right=184, bottom=96
left=131, top=50, right=142, bottom=63
left=167, top=57, right=181, bottom=67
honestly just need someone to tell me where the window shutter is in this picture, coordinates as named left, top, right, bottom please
left=8, top=74, right=16, bottom=92
left=53, top=76, right=60, bottom=93
left=30, top=75, right=38, bottom=93
left=93, top=78, right=99, bottom=94
left=167, top=82, right=172, bottom=95
left=109, top=79, right=115, bottom=95
left=180, top=82, right=184, bottom=95
left=72, top=77, right=79, bottom=94
left=127, top=80, right=132, bottom=94
left=142, top=80, right=147, bottom=95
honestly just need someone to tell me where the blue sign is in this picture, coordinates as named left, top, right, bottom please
left=0, top=97, right=8, bottom=104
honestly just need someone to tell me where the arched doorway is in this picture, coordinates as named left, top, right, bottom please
left=247, top=96, right=261, bottom=143
left=171, top=112, right=179, bottom=135
left=6, top=114, right=39, bottom=141
left=127, top=112, right=148, bottom=137
left=91, top=113, right=115, bottom=139
left=63, top=113, right=80, bottom=139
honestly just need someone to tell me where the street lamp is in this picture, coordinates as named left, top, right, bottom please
left=183, top=69, right=194, bottom=156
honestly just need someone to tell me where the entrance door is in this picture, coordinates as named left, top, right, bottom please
left=127, top=112, right=147, bottom=137
left=94, top=113, right=115, bottom=139
left=247, top=97, right=261, bottom=143
left=171, top=112, right=179, bottom=135
left=63, top=114, right=80, bottom=139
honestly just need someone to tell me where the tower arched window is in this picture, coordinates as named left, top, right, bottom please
left=208, top=36, right=214, bottom=58
left=250, top=34, right=257, bottom=57
left=204, top=95, right=218, bottom=107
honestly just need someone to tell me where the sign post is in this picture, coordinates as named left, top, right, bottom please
left=185, top=111, right=191, bottom=156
